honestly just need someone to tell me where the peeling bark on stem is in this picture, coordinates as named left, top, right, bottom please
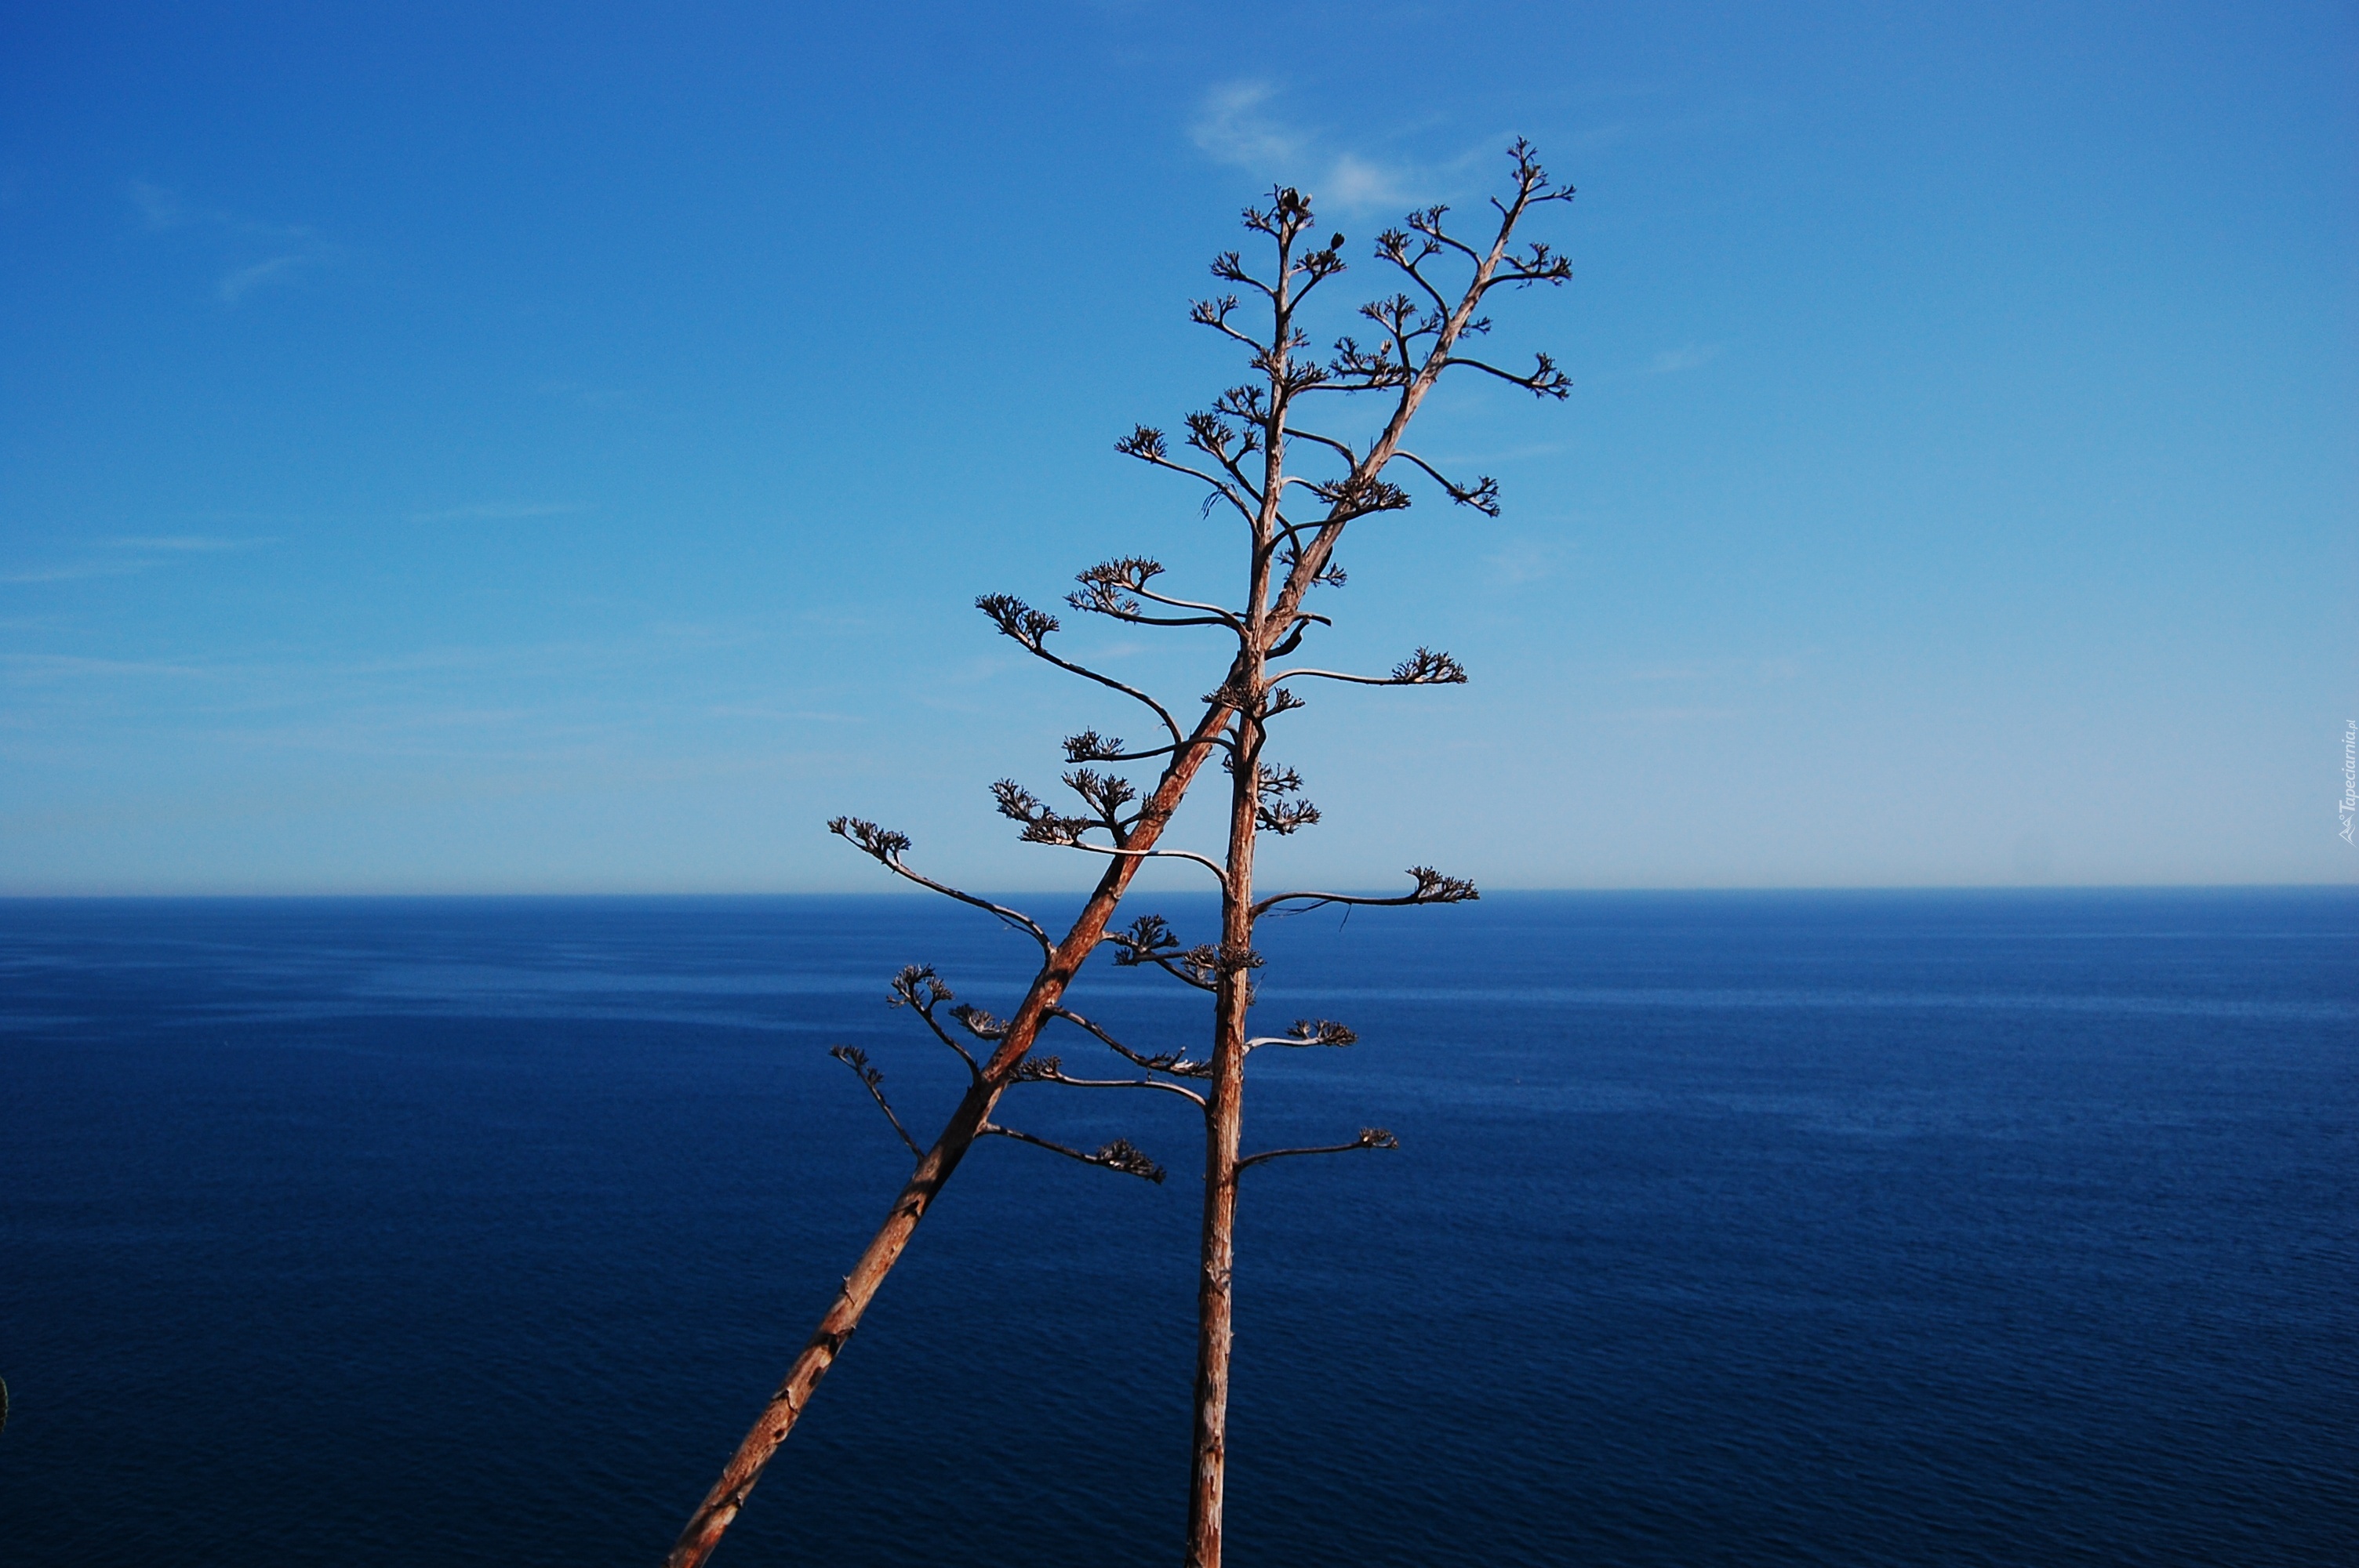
left=1180, top=158, right=1561, bottom=1568
left=662, top=703, right=1234, bottom=1568
left=1188, top=710, right=1263, bottom=1568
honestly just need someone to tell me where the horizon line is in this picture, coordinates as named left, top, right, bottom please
left=1, top=882, right=2352, bottom=902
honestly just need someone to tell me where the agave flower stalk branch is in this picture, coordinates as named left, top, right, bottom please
left=664, top=139, right=1572, bottom=1568
left=1236, top=1128, right=1400, bottom=1171
left=662, top=696, right=1238, bottom=1568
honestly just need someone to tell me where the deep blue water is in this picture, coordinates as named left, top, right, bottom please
left=1, top=890, right=2352, bottom=1566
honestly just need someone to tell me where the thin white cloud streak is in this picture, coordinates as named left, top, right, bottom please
left=1481, top=538, right=1566, bottom=586
left=1190, top=82, right=1419, bottom=213
left=217, top=253, right=314, bottom=303
left=2, top=535, right=273, bottom=584
left=108, top=535, right=272, bottom=552
left=1192, top=82, right=1309, bottom=167
left=1623, top=655, right=1802, bottom=684
left=1645, top=343, right=1723, bottom=375
left=129, top=180, right=190, bottom=229
left=128, top=181, right=343, bottom=305
left=0, top=652, right=216, bottom=681
left=704, top=704, right=861, bottom=724
left=1186, top=80, right=1598, bottom=217
left=408, top=503, right=583, bottom=523
left=0, top=561, right=154, bottom=585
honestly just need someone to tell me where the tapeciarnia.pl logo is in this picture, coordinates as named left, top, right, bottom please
left=2341, top=720, right=2356, bottom=845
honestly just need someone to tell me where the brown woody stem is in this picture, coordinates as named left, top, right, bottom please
left=661, top=699, right=1235, bottom=1568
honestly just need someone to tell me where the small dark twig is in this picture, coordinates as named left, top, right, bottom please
left=1049, top=1003, right=1214, bottom=1080
left=1244, top=1019, right=1358, bottom=1051
left=829, top=1046, right=923, bottom=1161
left=1267, top=646, right=1467, bottom=689
left=886, top=964, right=980, bottom=1079
left=1014, top=1051, right=1209, bottom=1106
left=1253, top=866, right=1480, bottom=919
left=974, top=593, right=1187, bottom=743
left=980, top=1123, right=1168, bottom=1183
left=827, top=818, right=1054, bottom=955
left=1238, top=1127, right=1400, bottom=1171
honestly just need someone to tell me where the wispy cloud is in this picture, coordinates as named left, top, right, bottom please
left=129, top=181, right=344, bottom=305
left=1624, top=655, right=1801, bottom=684
left=1645, top=343, right=1723, bottom=375
left=108, top=535, right=272, bottom=552
left=1616, top=704, right=1747, bottom=724
left=129, top=181, right=187, bottom=228
left=0, top=652, right=216, bottom=681
left=3, top=534, right=273, bottom=585
left=0, top=560, right=154, bottom=586
left=216, top=253, right=316, bottom=303
left=1194, top=82, right=1311, bottom=167
left=1190, top=82, right=1421, bottom=214
left=647, top=621, right=762, bottom=650
left=1481, top=538, right=1568, bottom=586
left=408, top=503, right=583, bottom=523
left=704, top=703, right=860, bottom=724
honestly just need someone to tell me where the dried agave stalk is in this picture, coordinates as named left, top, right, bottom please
left=663, top=140, right=1574, bottom=1568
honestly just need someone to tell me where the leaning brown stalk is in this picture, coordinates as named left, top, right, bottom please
left=662, top=140, right=1573, bottom=1568
left=659, top=706, right=1234, bottom=1568
left=1182, top=147, right=1573, bottom=1568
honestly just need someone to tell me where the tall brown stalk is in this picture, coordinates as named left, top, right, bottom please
left=662, top=140, right=1574, bottom=1568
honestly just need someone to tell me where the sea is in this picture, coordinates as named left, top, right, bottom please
left=0, top=890, right=2351, bottom=1566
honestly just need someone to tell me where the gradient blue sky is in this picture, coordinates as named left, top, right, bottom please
left=2, top=2, right=2352, bottom=894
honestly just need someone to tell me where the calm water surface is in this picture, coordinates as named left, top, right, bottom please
left=1, top=891, right=2352, bottom=1565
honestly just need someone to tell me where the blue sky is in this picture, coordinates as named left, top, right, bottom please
left=2, top=2, right=2351, bottom=894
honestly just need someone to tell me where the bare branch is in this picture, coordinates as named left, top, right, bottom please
left=1256, top=141, right=1579, bottom=658
left=1267, top=646, right=1467, bottom=688
left=1394, top=450, right=1502, bottom=517
left=990, top=779, right=1230, bottom=881
left=827, top=817, right=1054, bottom=955
left=1012, top=1054, right=1209, bottom=1107
left=1189, top=294, right=1265, bottom=351
left=1405, top=204, right=1483, bottom=263
left=1063, top=731, right=1196, bottom=765
left=1183, top=410, right=1273, bottom=506
left=1480, top=243, right=1574, bottom=293
left=980, top=1123, right=1168, bottom=1183
left=1238, top=1127, right=1400, bottom=1171
left=990, top=778, right=1097, bottom=847
left=1103, top=913, right=1220, bottom=996
left=886, top=964, right=980, bottom=1078
left=1252, top=865, right=1481, bottom=919
left=1209, top=246, right=1276, bottom=301
left=1304, top=473, right=1411, bottom=517
left=1049, top=1001, right=1214, bottom=1081
left=1390, top=646, right=1470, bottom=684
left=1222, top=753, right=1322, bottom=837
left=1244, top=1018, right=1359, bottom=1051
left=1256, top=798, right=1320, bottom=836
left=1054, top=837, right=1233, bottom=887
left=829, top=1046, right=923, bottom=1161
left=1266, top=611, right=1331, bottom=661
left=975, top=593, right=1186, bottom=743
left=1114, top=422, right=1259, bottom=527
left=1281, top=426, right=1361, bottom=468
left=1441, top=350, right=1572, bottom=400
left=1068, top=557, right=1244, bottom=631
